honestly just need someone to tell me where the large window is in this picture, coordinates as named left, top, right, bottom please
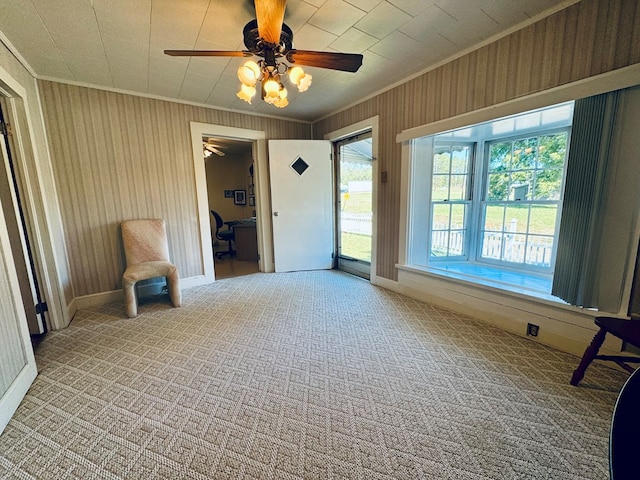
left=480, top=132, right=567, bottom=268
left=409, top=102, right=573, bottom=287
left=431, top=144, right=473, bottom=259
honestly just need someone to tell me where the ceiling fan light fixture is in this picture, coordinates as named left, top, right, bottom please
left=289, top=66, right=312, bottom=93
left=263, top=76, right=280, bottom=93
left=273, top=95, right=289, bottom=108
left=262, top=74, right=289, bottom=108
left=237, top=83, right=257, bottom=104
left=288, top=66, right=303, bottom=83
left=275, top=86, right=288, bottom=108
left=237, top=60, right=261, bottom=86
left=166, top=2, right=362, bottom=109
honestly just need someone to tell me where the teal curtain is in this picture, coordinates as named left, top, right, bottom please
left=551, top=92, right=620, bottom=308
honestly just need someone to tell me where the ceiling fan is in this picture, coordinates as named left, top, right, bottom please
left=203, top=138, right=225, bottom=157
left=164, top=0, right=363, bottom=108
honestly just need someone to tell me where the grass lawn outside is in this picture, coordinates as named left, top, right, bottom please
left=433, top=203, right=558, bottom=234
left=341, top=192, right=371, bottom=214
left=340, top=191, right=373, bottom=261
left=341, top=233, right=371, bottom=261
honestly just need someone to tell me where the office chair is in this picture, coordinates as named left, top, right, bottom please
left=211, top=210, right=235, bottom=259
left=121, top=219, right=181, bottom=318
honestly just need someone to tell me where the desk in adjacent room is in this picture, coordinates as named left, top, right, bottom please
left=232, top=220, right=258, bottom=261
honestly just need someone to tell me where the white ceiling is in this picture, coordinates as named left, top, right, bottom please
left=0, top=0, right=573, bottom=122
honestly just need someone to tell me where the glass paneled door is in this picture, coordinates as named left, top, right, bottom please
left=335, top=132, right=373, bottom=279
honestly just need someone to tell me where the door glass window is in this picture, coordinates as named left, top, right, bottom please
left=337, top=135, right=373, bottom=263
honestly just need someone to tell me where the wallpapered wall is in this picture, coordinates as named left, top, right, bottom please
left=38, top=81, right=311, bottom=298
left=313, top=0, right=640, bottom=281
left=36, top=0, right=640, bottom=302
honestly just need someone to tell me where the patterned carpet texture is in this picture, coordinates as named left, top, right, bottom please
left=0, top=270, right=628, bottom=479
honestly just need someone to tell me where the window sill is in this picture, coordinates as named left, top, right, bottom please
left=397, top=262, right=568, bottom=306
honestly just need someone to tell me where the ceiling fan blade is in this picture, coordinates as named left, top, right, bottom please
left=164, top=50, right=251, bottom=57
left=255, top=0, right=286, bottom=44
left=204, top=144, right=225, bottom=156
left=286, top=50, right=363, bottom=73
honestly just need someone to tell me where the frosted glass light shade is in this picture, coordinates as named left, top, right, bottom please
left=289, top=66, right=304, bottom=84
left=273, top=96, right=289, bottom=108
left=236, top=84, right=256, bottom=104
left=237, top=61, right=261, bottom=86
left=297, top=73, right=312, bottom=92
left=263, top=77, right=280, bottom=94
left=288, top=66, right=312, bottom=92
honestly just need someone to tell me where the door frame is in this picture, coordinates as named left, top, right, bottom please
left=0, top=102, right=44, bottom=333
left=324, top=116, right=379, bottom=284
left=190, top=122, right=274, bottom=275
left=0, top=161, right=37, bottom=434
left=334, top=131, right=374, bottom=280
left=0, top=62, right=70, bottom=330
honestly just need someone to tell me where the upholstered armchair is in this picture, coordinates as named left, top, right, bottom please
left=121, top=219, right=181, bottom=318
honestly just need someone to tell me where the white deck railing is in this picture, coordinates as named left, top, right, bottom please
left=340, top=212, right=372, bottom=236
left=431, top=227, right=553, bottom=267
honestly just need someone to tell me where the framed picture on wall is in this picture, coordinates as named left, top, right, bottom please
left=234, top=190, right=246, bottom=205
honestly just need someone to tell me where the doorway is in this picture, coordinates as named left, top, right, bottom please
left=203, top=136, right=260, bottom=280
left=0, top=101, right=46, bottom=334
left=324, top=116, right=379, bottom=283
left=190, top=122, right=272, bottom=280
left=335, top=131, right=373, bottom=280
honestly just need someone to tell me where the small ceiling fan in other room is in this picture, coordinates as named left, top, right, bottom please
left=203, top=138, right=225, bottom=157
left=165, top=0, right=363, bottom=108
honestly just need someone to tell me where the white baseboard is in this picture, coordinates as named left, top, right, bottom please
left=74, top=274, right=214, bottom=311
left=375, top=271, right=623, bottom=358
left=75, top=289, right=124, bottom=310
left=180, top=274, right=215, bottom=289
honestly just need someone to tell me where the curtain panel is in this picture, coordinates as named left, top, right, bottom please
left=552, top=87, right=640, bottom=312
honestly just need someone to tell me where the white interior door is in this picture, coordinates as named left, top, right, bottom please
left=269, top=140, right=333, bottom=272
left=0, top=196, right=37, bottom=434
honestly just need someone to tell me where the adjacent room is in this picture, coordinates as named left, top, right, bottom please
left=1, top=0, right=639, bottom=478
left=203, top=136, right=260, bottom=279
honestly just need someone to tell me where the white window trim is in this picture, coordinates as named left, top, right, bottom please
left=396, top=103, right=584, bottom=298
left=408, top=116, right=572, bottom=283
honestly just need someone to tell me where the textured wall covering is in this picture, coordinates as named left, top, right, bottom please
left=0, top=38, right=71, bottom=330
left=38, top=81, right=310, bottom=297
left=313, top=0, right=640, bottom=282
left=0, top=239, right=27, bottom=396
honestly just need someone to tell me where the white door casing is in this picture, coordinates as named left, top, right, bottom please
left=0, top=193, right=37, bottom=434
left=269, top=140, right=333, bottom=273
left=190, top=122, right=272, bottom=276
left=325, top=116, right=379, bottom=284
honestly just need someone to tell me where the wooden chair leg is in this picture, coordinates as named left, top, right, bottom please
left=571, top=327, right=607, bottom=386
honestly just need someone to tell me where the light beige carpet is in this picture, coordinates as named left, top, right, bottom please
left=0, top=270, right=627, bottom=479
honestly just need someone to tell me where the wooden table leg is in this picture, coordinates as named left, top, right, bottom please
left=571, top=328, right=607, bottom=386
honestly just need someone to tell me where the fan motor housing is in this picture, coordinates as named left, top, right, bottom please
left=243, top=19, right=293, bottom=55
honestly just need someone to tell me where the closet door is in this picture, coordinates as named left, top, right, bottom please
left=0, top=198, right=37, bottom=434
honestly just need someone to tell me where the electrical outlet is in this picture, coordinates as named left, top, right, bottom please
left=527, top=323, right=539, bottom=337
